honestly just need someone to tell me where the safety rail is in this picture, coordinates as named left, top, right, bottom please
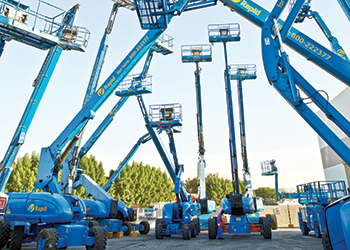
left=297, top=181, right=347, bottom=205
left=149, top=103, right=182, bottom=130
left=208, top=23, right=240, bottom=43
left=260, top=159, right=277, bottom=176
left=115, top=73, right=152, bottom=96
left=229, top=64, right=257, bottom=80
left=152, top=33, right=174, bottom=55
left=59, top=26, right=90, bottom=50
left=0, top=0, right=65, bottom=34
left=134, top=0, right=167, bottom=29
left=181, top=44, right=212, bottom=63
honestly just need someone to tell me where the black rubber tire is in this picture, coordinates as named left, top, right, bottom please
left=0, top=220, right=10, bottom=249
left=266, top=214, right=278, bottom=230
left=122, top=221, right=132, bottom=236
left=260, top=217, right=272, bottom=239
left=182, top=224, right=190, bottom=240
left=208, top=218, right=217, bottom=239
left=155, top=219, right=163, bottom=239
left=36, top=228, right=58, bottom=250
left=190, top=222, right=197, bottom=238
left=86, top=226, right=107, bottom=250
left=301, top=221, right=309, bottom=236
left=139, top=221, right=150, bottom=235
left=193, top=218, right=200, bottom=234
left=314, top=223, right=322, bottom=238
left=88, top=220, right=100, bottom=228
left=10, top=226, right=24, bottom=250
left=322, top=229, right=332, bottom=250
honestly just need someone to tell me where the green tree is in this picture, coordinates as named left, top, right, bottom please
left=254, top=187, right=276, bottom=199
left=184, top=177, right=198, bottom=194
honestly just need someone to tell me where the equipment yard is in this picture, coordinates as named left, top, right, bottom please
left=17, top=228, right=322, bottom=250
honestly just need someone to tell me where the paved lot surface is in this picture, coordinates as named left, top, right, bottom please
left=18, top=227, right=323, bottom=250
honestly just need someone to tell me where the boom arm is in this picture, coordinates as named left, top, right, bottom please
left=262, top=0, right=350, bottom=169
left=219, top=0, right=350, bottom=85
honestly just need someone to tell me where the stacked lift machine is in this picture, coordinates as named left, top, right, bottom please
left=206, top=23, right=270, bottom=239
left=181, top=44, right=216, bottom=227
left=260, top=0, right=350, bottom=249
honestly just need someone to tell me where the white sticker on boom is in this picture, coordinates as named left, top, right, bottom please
left=264, top=37, right=270, bottom=45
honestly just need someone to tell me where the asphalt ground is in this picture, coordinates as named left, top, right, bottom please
left=18, top=227, right=323, bottom=250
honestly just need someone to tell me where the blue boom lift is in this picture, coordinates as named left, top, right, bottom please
left=2, top=7, right=175, bottom=247
left=261, top=159, right=279, bottom=202
left=0, top=2, right=90, bottom=248
left=181, top=44, right=216, bottom=227
left=207, top=23, right=270, bottom=239
left=0, top=0, right=90, bottom=57
left=261, top=0, right=350, bottom=249
left=135, top=99, right=201, bottom=240
left=58, top=33, right=173, bottom=238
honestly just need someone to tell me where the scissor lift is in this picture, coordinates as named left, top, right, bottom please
left=297, top=181, right=347, bottom=238
left=0, top=0, right=90, bottom=53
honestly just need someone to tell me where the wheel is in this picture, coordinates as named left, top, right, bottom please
left=322, top=229, right=332, bottom=250
left=0, top=220, right=10, bottom=249
left=190, top=222, right=197, bottom=238
left=314, top=223, right=322, bottom=238
left=193, top=218, right=200, bottom=234
left=10, top=226, right=24, bottom=250
left=155, top=219, right=163, bottom=239
left=301, top=221, right=309, bottom=235
left=36, top=228, right=58, bottom=250
left=122, top=221, right=132, bottom=236
left=259, top=217, right=272, bottom=239
left=208, top=218, right=217, bottom=239
left=139, top=221, right=150, bottom=235
left=266, top=214, right=278, bottom=230
left=86, top=226, right=107, bottom=250
left=182, top=224, right=190, bottom=240
left=88, top=220, right=100, bottom=228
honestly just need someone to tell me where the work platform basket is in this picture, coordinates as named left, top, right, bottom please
left=149, top=103, right=182, bottom=132
left=208, top=23, right=240, bottom=43
left=151, top=33, right=174, bottom=55
left=230, top=64, right=257, bottom=80
left=0, top=0, right=90, bottom=51
left=261, top=159, right=277, bottom=176
left=181, top=44, right=212, bottom=63
left=134, top=0, right=168, bottom=29
left=115, top=73, right=152, bottom=97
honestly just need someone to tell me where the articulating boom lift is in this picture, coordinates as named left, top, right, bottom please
left=2, top=5, right=172, bottom=247
left=136, top=99, right=201, bottom=240
left=261, top=159, right=279, bottom=202
left=262, top=0, right=350, bottom=248
left=207, top=23, right=271, bottom=239
left=181, top=44, right=216, bottom=227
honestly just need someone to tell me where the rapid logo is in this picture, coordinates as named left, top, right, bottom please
left=28, top=203, right=47, bottom=212
left=240, top=0, right=261, bottom=16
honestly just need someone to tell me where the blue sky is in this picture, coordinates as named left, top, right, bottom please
left=0, top=0, right=348, bottom=190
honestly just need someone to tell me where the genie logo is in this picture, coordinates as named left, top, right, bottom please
left=240, top=0, right=261, bottom=16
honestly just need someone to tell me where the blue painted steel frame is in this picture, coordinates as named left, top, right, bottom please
left=261, top=0, right=350, bottom=168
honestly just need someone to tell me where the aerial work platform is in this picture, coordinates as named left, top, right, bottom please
left=115, top=73, right=152, bottom=97
left=0, top=0, right=90, bottom=52
left=181, top=44, right=212, bottom=63
left=208, top=23, right=240, bottom=43
left=230, top=64, right=257, bottom=80
left=149, top=103, right=183, bottom=131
